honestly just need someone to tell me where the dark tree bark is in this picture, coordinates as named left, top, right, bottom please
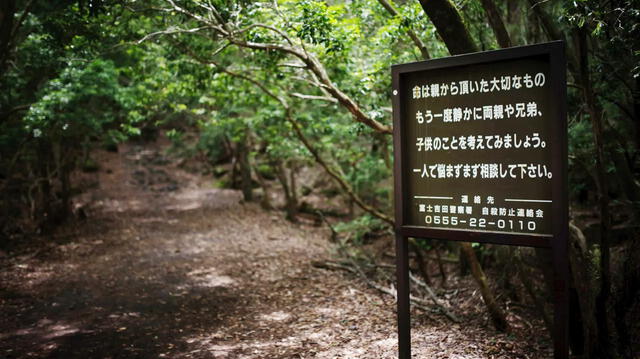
left=36, top=139, right=53, bottom=233
left=418, top=0, right=478, bottom=55
left=433, top=244, right=447, bottom=286
left=516, top=249, right=552, bottom=334
left=615, top=238, right=640, bottom=358
left=507, top=0, right=520, bottom=23
left=635, top=77, right=640, bottom=152
left=460, top=243, right=509, bottom=332
left=0, top=0, right=34, bottom=79
left=57, top=145, right=73, bottom=223
left=275, top=160, right=298, bottom=222
left=409, top=240, right=432, bottom=286
left=576, top=28, right=612, bottom=359
left=0, top=0, right=16, bottom=76
left=526, top=0, right=579, bottom=77
left=569, top=223, right=598, bottom=358
left=479, top=0, right=512, bottom=48
left=250, top=156, right=272, bottom=210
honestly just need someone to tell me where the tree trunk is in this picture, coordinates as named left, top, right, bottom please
left=479, top=0, right=512, bottom=48
left=275, top=160, right=298, bottom=222
left=607, top=141, right=640, bottom=206
left=410, top=239, right=432, bottom=286
left=460, top=242, right=509, bottom=332
left=576, top=28, right=613, bottom=358
left=434, top=244, right=447, bottom=286
left=252, top=158, right=272, bottom=210
left=237, top=129, right=253, bottom=202
left=614, top=238, right=640, bottom=358
left=515, top=249, right=553, bottom=335
left=289, top=162, right=298, bottom=210
left=418, top=0, right=478, bottom=55
left=634, top=77, right=640, bottom=152
left=57, top=145, right=73, bottom=223
left=36, top=139, right=52, bottom=233
left=0, top=0, right=16, bottom=76
left=568, top=223, right=598, bottom=358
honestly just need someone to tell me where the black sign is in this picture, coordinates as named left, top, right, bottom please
left=391, top=42, right=569, bottom=359
left=392, top=42, right=567, bottom=248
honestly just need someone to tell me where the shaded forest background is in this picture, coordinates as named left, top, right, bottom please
left=0, top=1, right=638, bottom=358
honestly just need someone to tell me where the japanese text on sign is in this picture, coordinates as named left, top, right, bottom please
left=401, top=58, right=554, bottom=236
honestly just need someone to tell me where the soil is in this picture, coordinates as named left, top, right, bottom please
left=0, top=139, right=552, bottom=358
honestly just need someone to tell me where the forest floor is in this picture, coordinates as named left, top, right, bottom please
left=0, top=138, right=552, bottom=358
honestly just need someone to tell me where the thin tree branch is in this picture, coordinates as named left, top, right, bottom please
left=290, top=93, right=338, bottom=103
left=409, top=271, right=460, bottom=322
left=199, top=60, right=394, bottom=224
left=137, top=26, right=215, bottom=44
left=376, top=0, right=430, bottom=59
left=159, top=0, right=392, bottom=134
left=234, top=23, right=295, bottom=47
left=9, top=0, right=35, bottom=42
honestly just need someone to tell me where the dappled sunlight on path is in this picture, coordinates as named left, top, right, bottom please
left=0, top=141, right=551, bottom=358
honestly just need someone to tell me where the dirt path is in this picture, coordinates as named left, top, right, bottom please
left=0, top=141, right=551, bottom=358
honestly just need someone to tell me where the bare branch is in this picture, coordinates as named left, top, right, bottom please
left=137, top=26, right=214, bottom=44
left=280, top=62, right=307, bottom=69
left=166, top=0, right=229, bottom=35
left=158, top=0, right=392, bottom=135
left=171, top=39, right=288, bottom=109
left=290, top=93, right=338, bottom=103
left=285, top=108, right=394, bottom=224
left=409, top=271, right=459, bottom=322
left=292, top=76, right=329, bottom=90
left=234, top=23, right=295, bottom=47
left=212, top=66, right=393, bottom=223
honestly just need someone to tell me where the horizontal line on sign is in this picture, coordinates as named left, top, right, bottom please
left=414, top=196, right=453, bottom=200
left=412, top=168, right=421, bottom=172
left=505, top=199, right=552, bottom=203
left=459, top=220, right=467, bottom=224
left=488, top=222, right=495, bottom=225
left=422, top=226, right=553, bottom=237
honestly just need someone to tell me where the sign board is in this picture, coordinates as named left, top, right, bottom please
left=392, top=41, right=567, bottom=248
left=391, top=42, right=568, bottom=359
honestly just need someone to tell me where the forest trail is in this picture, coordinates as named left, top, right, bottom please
left=0, top=139, right=550, bottom=358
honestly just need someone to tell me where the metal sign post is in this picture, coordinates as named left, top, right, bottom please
left=391, top=41, right=568, bottom=359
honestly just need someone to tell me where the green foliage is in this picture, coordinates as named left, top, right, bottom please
left=295, top=0, right=350, bottom=55
left=2, top=0, right=639, bottom=252
left=24, top=59, right=123, bottom=142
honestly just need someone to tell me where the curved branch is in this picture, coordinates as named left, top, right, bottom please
left=205, top=62, right=394, bottom=225
left=159, top=0, right=392, bottom=135
left=233, top=23, right=295, bottom=47
left=166, top=0, right=229, bottom=35
left=285, top=108, right=394, bottom=225
left=290, top=92, right=338, bottom=103
left=137, top=26, right=215, bottom=44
